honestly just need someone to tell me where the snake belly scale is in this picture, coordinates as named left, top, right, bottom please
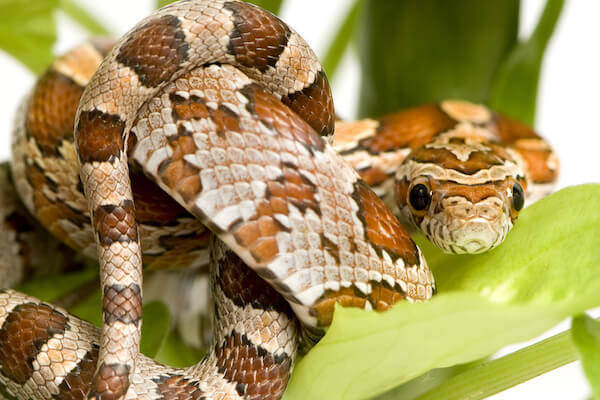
left=1, top=1, right=435, bottom=400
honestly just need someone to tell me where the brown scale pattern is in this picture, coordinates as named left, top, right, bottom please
left=116, top=15, right=189, bottom=88
left=232, top=200, right=289, bottom=265
left=353, top=181, right=418, bottom=265
left=25, top=163, right=88, bottom=235
left=431, top=180, right=520, bottom=206
left=244, top=84, right=325, bottom=151
left=0, top=303, right=67, bottom=384
left=510, top=144, right=557, bottom=183
left=158, top=133, right=203, bottom=204
left=408, top=140, right=514, bottom=175
left=88, top=363, right=130, bottom=400
left=493, top=113, right=539, bottom=141
left=230, top=162, right=322, bottom=265
left=311, top=282, right=406, bottom=327
left=153, top=375, right=205, bottom=400
left=218, top=247, right=292, bottom=316
left=363, top=104, right=456, bottom=153
left=359, top=165, right=390, bottom=188
left=170, top=94, right=211, bottom=122
left=224, top=1, right=291, bottom=72
left=130, top=170, right=192, bottom=225
left=281, top=70, right=335, bottom=137
left=93, top=200, right=138, bottom=245
left=493, top=114, right=558, bottom=184
left=149, top=233, right=211, bottom=270
left=311, top=287, right=367, bottom=327
left=26, top=71, right=83, bottom=156
left=56, top=345, right=99, bottom=400
left=75, top=110, right=125, bottom=164
left=215, top=331, right=292, bottom=400
left=102, top=284, right=143, bottom=325
left=368, top=281, right=406, bottom=311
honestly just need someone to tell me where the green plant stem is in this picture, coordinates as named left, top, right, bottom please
left=488, top=0, right=565, bottom=124
left=321, top=0, right=361, bottom=80
left=59, top=0, right=110, bottom=36
left=415, top=327, right=578, bottom=400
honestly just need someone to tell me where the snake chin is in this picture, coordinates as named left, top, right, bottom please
left=413, top=196, right=513, bottom=254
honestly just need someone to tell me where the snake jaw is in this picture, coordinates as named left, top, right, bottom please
left=419, top=194, right=513, bottom=254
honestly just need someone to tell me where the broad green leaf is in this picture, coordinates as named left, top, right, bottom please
left=572, top=314, right=600, bottom=397
left=155, top=330, right=204, bottom=368
left=357, top=0, right=519, bottom=117
left=59, top=0, right=111, bottom=36
left=418, top=184, right=600, bottom=303
left=321, top=0, right=361, bottom=80
left=284, top=185, right=600, bottom=400
left=140, top=301, right=171, bottom=358
left=17, top=268, right=97, bottom=303
left=489, top=0, right=565, bottom=124
left=0, top=0, right=58, bottom=74
left=156, top=0, right=284, bottom=14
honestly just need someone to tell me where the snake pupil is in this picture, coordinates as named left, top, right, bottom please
left=409, top=184, right=431, bottom=211
left=512, top=183, right=525, bottom=211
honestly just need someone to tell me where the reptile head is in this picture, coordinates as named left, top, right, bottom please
left=395, top=134, right=527, bottom=254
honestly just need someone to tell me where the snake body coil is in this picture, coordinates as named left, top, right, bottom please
left=0, top=1, right=557, bottom=399
left=2, top=1, right=433, bottom=399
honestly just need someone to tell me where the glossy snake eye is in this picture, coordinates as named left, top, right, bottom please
left=409, top=183, right=431, bottom=211
left=512, top=183, right=525, bottom=211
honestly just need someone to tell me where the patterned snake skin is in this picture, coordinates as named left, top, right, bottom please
left=0, top=0, right=557, bottom=399
left=335, top=101, right=558, bottom=253
left=2, top=1, right=435, bottom=399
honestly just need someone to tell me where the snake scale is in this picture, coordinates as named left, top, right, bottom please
left=0, top=1, right=557, bottom=399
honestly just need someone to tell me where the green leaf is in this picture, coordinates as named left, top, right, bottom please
left=419, top=184, right=600, bottom=303
left=140, top=301, right=171, bottom=358
left=0, top=0, right=58, bottom=74
left=321, top=0, right=361, bottom=80
left=415, top=325, right=577, bottom=400
left=154, top=330, right=204, bottom=368
left=156, top=0, right=283, bottom=14
left=17, top=268, right=97, bottom=303
left=572, top=314, right=600, bottom=397
left=284, top=185, right=600, bottom=400
left=489, top=0, right=565, bottom=124
left=357, top=0, right=519, bottom=117
left=59, top=0, right=110, bottom=36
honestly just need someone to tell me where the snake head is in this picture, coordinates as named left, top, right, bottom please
left=394, top=136, right=527, bottom=254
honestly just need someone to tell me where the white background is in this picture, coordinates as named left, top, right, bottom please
left=0, top=1, right=598, bottom=398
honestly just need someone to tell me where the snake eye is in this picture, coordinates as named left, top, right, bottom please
left=409, top=183, right=431, bottom=211
left=512, top=183, right=525, bottom=211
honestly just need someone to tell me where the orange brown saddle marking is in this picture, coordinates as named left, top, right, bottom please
left=5, top=0, right=432, bottom=399
left=335, top=100, right=558, bottom=254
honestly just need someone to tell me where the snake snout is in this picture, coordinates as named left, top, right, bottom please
left=432, top=196, right=512, bottom=254
left=448, top=219, right=503, bottom=254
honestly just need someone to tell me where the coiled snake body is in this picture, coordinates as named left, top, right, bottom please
left=0, top=1, right=556, bottom=399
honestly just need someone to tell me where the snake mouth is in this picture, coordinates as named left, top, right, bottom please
left=442, top=216, right=510, bottom=254
left=421, top=201, right=512, bottom=254
left=451, top=238, right=493, bottom=254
